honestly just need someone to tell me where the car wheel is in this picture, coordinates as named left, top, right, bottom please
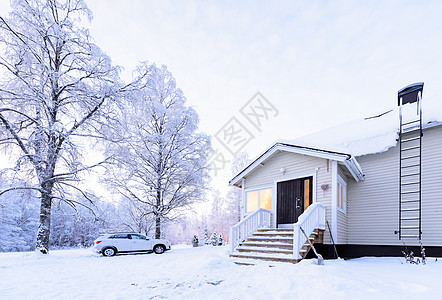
left=102, top=247, right=116, bottom=257
left=153, top=245, right=165, bottom=254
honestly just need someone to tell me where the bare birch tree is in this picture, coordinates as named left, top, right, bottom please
left=105, top=63, right=211, bottom=239
left=0, top=0, right=126, bottom=253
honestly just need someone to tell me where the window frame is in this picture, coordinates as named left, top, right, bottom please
left=244, top=185, right=273, bottom=214
left=337, top=175, right=347, bottom=214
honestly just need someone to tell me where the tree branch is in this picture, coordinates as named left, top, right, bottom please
left=0, top=186, right=42, bottom=197
left=0, top=113, right=36, bottom=165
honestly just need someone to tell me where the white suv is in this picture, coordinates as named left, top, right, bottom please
left=93, top=233, right=171, bottom=257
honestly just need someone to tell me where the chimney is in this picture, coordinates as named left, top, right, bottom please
left=398, top=82, right=424, bottom=106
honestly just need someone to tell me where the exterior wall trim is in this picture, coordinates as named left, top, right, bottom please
left=331, top=160, right=338, bottom=243
left=337, top=174, right=347, bottom=215
left=240, top=178, right=245, bottom=220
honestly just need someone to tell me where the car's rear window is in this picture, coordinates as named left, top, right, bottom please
left=130, top=234, right=146, bottom=240
left=109, top=234, right=129, bottom=239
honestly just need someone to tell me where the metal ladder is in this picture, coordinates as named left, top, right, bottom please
left=398, top=83, right=424, bottom=240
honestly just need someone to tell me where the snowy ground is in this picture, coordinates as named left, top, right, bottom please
left=0, top=246, right=441, bottom=300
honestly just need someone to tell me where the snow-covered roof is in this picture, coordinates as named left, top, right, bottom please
left=290, top=96, right=442, bottom=157
left=230, top=95, right=442, bottom=187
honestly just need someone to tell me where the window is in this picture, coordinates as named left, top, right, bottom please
left=337, top=176, right=347, bottom=214
left=246, top=188, right=272, bottom=213
left=109, top=234, right=130, bottom=239
left=130, top=234, right=147, bottom=240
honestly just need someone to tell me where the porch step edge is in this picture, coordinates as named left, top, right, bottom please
left=253, top=232, right=293, bottom=236
left=247, top=236, right=293, bottom=241
left=230, top=252, right=298, bottom=263
left=256, top=228, right=292, bottom=232
left=236, top=246, right=293, bottom=254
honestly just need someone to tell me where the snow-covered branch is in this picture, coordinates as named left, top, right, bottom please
left=0, top=186, right=43, bottom=197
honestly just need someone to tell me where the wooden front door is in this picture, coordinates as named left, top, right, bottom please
left=277, top=177, right=313, bottom=226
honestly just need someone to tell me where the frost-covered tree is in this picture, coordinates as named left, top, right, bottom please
left=48, top=194, right=129, bottom=248
left=0, top=0, right=127, bottom=253
left=226, top=152, right=250, bottom=224
left=105, top=63, right=211, bottom=239
left=0, top=177, right=38, bottom=252
left=208, top=190, right=229, bottom=239
left=203, top=227, right=209, bottom=245
left=211, top=232, right=218, bottom=246
left=113, top=197, right=155, bottom=236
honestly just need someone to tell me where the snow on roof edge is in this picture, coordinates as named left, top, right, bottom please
left=290, top=98, right=442, bottom=157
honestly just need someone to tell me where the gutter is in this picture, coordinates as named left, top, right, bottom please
left=343, top=156, right=365, bottom=182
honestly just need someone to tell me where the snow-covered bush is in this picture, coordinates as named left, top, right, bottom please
left=192, top=235, right=199, bottom=247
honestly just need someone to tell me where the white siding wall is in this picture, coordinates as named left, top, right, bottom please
left=348, top=125, right=442, bottom=246
left=243, top=151, right=334, bottom=243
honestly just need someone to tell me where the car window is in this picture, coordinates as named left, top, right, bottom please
left=130, top=234, right=147, bottom=240
left=109, top=234, right=130, bottom=239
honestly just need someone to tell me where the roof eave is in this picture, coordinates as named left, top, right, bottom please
left=229, top=142, right=361, bottom=186
left=343, top=157, right=365, bottom=182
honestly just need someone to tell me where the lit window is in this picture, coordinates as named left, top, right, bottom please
left=337, top=176, right=347, bottom=213
left=259, top=189, right=272, bottom=210
left=246, top=188, right=272, bottom=213
left=246, top=191, right=259, bottom=212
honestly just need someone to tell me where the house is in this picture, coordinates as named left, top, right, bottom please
left=228, top=83, right=442, bottom=264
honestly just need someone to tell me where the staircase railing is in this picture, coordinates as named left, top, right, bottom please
left=293, top=203, right=326, bottom=259
left=229, top=208, right=272, bottom=253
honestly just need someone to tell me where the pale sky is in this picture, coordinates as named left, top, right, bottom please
left=2, top=1, right=442, bottom=195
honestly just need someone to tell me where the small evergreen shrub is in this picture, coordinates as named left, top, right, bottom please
left=218, top=233, right=224, bottom=246
left=192, top=235, right=199, bottom=247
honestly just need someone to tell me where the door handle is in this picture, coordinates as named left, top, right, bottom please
left=296, top=197, right=301, bottom=209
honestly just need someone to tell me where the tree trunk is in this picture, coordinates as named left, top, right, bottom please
left=35, top=190, right=52, bottom=254
left=155, top=215, right=161, bottom=239
left=155, top=189, right=161, bottom=238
